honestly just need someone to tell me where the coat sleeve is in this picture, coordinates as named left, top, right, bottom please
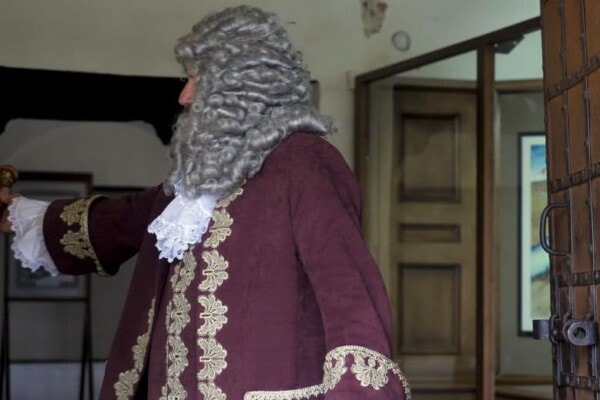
left=289, top=137, right=411, bottom=400
left=42, top=185, right=164, bottom=276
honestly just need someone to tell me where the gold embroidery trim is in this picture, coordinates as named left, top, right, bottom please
left=199, top=250, right=229, bottom=292
left=216, top=186, right=244, bottom=209
left=159, top=252, right=197, bottom=400
left=114, top=298, right=156, bottom=400
left=196, top=186, right=243, bottom=399
left=199, top=382, right=226, bottom=400
left=242, top=345, right=412, bottom=400
left=203, top=210, right=233, bottom=249
left=58, top=195, right=108, bottom=276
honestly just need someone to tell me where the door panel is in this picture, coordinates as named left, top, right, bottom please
left=541, top=0, right=600, bottom=398
left=589, top=70, right=600, bottom=164
left=546, top=96, right=568, bottom=183
left=390, top=86, right=477, bottom=398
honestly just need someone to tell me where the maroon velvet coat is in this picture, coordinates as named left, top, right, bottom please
left=42, top=134, right=410, bottom=400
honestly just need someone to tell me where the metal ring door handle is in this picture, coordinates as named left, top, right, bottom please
left=539, top=202, right=569, bottom=257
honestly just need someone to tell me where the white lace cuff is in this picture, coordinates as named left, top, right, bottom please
left=7, top=196, right=59, bottom=276
left=148, top=193, right=218, bottom=262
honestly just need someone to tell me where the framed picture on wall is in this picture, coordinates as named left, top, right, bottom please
left=6, top=171, right=92, bottom=299
left=518, top=133, right=550, bottom=334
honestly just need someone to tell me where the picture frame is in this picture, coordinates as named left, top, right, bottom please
left=518, top=133, right=550, bottom=334
left=6, top=171, right=92, bottom=299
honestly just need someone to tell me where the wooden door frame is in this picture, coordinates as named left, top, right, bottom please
left=353, top=17, right=541, bottom=400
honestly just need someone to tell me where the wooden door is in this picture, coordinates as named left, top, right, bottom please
left=540, top=0, right=600, bottom=398
left=368, top=84, right=478, bottom=399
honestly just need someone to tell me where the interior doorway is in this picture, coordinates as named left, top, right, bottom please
left=355, top=17, right=547, bottom=400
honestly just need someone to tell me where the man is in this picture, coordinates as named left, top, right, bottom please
left=1, top=6, right=411, bottom=400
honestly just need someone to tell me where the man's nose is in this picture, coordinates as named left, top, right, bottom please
left=178, top=80, right=195, bottom=106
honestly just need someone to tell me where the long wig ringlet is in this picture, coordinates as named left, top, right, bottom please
left=164, top=6, right=337, bottom=199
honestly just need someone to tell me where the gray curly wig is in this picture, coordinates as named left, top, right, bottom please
left=164, top=5, right=337, bottom=198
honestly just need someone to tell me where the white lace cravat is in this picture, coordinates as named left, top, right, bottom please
left=147, top=193, right=218, bottom=262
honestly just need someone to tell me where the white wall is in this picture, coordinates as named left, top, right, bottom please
left=0, top=0, right=541, bottom=166
left=0, top=119, right=170, bottom=187
left=498, top=92, right=550, bottom=375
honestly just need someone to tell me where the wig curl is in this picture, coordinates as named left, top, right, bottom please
left=164, top=6, right=336, bottom=198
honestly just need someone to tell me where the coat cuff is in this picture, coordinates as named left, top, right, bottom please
left=43, top=195, right=109, bottom=276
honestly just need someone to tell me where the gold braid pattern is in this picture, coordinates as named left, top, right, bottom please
left=59, top=195, right=108, bottom=276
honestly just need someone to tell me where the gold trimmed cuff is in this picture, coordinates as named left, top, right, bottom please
left=58, top=195, right=109, bottom=276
